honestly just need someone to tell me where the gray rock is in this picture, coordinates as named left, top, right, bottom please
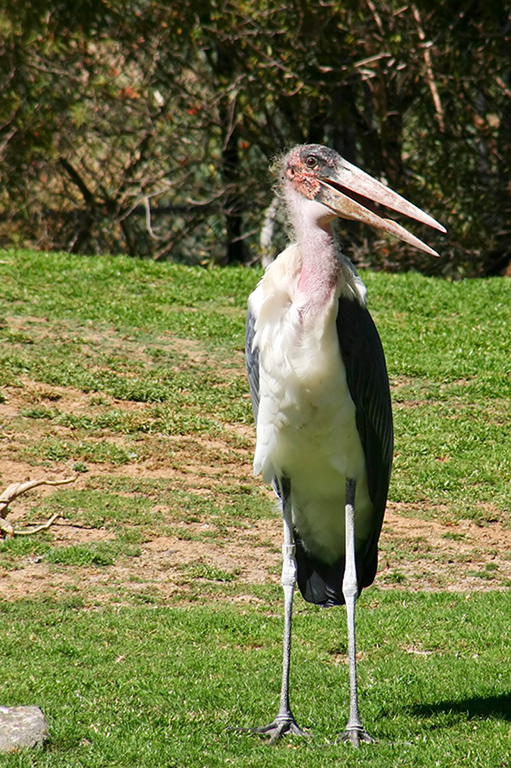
left=0, top=706, right=48, bottom=752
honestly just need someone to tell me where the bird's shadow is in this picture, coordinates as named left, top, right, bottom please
left=409, top=693, right=511, bottom=723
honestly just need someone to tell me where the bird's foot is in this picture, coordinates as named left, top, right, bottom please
left=337, top=727, right=375, bottom=748
left=231, top=714, right=310, bottom=745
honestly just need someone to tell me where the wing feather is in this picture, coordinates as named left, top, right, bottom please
left=336, top=294, right=393, bottom=586
left=245, top=306, right=260, bottom=425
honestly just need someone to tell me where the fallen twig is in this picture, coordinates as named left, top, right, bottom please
left=14, top=514, right=61, bottom=536
left=0, top=477, right=76, bottom=538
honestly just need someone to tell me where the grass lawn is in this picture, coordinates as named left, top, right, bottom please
left=0, top=248, right=510, bottom=766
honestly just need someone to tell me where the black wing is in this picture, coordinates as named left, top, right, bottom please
left=245, top=306, right=260, bottom=424
left=336, top=295, right=393, bottom=502
left=336, top=294, right=393, bottom=585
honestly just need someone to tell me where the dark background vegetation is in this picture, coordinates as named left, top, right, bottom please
left=1, top=0, right=511, bottom=275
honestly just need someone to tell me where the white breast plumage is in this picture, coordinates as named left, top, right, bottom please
left=248, top=244, right=372, bottom=564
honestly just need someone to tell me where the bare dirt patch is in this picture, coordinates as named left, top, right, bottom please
left=0, top=456, right=509, bottom=605
left=379, top=502, right=511, bottom=591
left=1, top=313, right=509, bottom=606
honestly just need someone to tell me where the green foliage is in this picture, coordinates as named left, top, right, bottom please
left=1, top=2, right=510, bottom=272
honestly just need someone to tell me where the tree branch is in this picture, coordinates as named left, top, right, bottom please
left=411, top=5, right=445, bottom=133
left=0, top=477, right=76, bottom=538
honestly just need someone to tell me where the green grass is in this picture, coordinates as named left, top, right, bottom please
left=363, top=271, right=511, bottom=521
left=0, top=248, right=510, bottom=765
left=46, top=540, right=141, bottom=566
left=2, top=249, right=510, bottom=518
left=0, top=593, right=509, bottom=767
left=0, top=248, right=253, bottom=341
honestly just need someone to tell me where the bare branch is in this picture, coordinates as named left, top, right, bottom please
left=495, top=75, right=511, bottom=100
left=365, top=0, right=385, bottom=35
left=14, top=514, right=60, bottom=536
left=59, top=159, right=96, bottom=208
left=0, top=477, right=76, bottom=538
left=260, top=195, right=280, bottom=268
left=411, top=5, right=445, bottom=133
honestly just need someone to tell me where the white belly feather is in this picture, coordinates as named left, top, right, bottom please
left=249, top=244, right=373, bottom=564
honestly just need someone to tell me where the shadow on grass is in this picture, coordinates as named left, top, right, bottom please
left=410, top=693, right=511, bottom=722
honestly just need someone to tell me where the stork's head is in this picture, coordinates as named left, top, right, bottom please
left=281, top=144, right=445, bottom=256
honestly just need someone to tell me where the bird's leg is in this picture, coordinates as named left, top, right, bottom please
left=239, top=477, right=309, bottom=744
left=338, top=478, right=375, bottom=748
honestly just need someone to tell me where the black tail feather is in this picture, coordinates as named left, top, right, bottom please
left=295, top=534, right=378, bottom=607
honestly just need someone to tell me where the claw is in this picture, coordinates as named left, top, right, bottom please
left=230, top=715, right=310, bottom=745
left=337, top=727, right=375, bottom=748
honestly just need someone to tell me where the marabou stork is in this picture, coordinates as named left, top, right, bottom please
left=243, top=144, right=445, bottom=746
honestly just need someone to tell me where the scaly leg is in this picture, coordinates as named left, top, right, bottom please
left=338, top=478, right=375, bottom=747
left=238, top=477, right=309, bottom=744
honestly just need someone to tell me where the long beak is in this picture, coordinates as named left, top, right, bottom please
left=318, top=158, right=446, bottom=257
